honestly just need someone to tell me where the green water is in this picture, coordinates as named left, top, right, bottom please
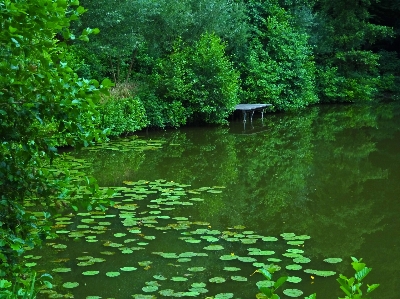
left=35, top=102, right=400, bottom=298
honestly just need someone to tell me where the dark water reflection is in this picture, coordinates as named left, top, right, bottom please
left=52, top=102, right=400, bottom=298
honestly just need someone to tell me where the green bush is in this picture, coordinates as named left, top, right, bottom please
left=98, top=96, right=148, bottom=136
left=317, top=50, right=381, bottom=102
left=242, top=3, right=318, bottom=110
left=151, top=33, right=240, bottom=125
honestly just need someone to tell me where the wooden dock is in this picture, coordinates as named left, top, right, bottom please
left=235, top=104, right=272, bottom=122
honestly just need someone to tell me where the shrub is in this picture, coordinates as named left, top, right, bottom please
left=151, top=33, right=240, bottom=125
left=98, top=96, right=148, bottom=136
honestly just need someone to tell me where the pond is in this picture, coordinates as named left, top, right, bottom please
left=30, top=102, right=400, bottom=299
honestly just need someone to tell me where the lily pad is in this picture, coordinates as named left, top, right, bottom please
left=287, top=241, right=304, bottom=246
left=304, top=269, right=336, bottom=277
left=142, top=285, right=158, bottom=292
left=159, top=289, right=175, bottom=296
left=62, top=282, right=79, bottom=289
left=171, top=277, right=188, bottom=282
left=187, top=267, right=206, bottom=272
left=120, top=267, right=137, bottom=271
left=82, top=271, right=99, bottom=276
left=219, top=255, right=237, bottom=261
left=203, top=245, right=224, bottom=251
left=106, top=271, right=120, bottom=277
left=191, top=282, right=206, bottom=288
left=293, top=257, right=311, bottom=264
left=283, top=289, right=303, bottom=297
left=237, top=256, right=257, bottom=262
left=287, top=276, right=302, bottom=283
left=286, top=264, right=303, bottom=271
left=223, top=267, right=241, bottom=272
left=215, top=293, right=234, bottom=299
left=323, top=258, right=343, bottom=264
left=153, top=275, right=167, bottom=280
left=262, top=236, right=278, bottom=242
left=209, top=277, right=226, bottom=283
left=231, top=276, right=247, bottom=282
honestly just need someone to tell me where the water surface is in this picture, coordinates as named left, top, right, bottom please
left=37, top=102, right=400, bottom=298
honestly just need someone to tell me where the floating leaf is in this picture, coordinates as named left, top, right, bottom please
left=209, top=277, right=226, bottom=283
left=153, top=275, right=167, bottom=280
left=132, top=295, right=156, bottom=299
left=231, top=276, right=247, bottom=282
left=187, top=267, right=206, bottom=272
left=191, top=282, right=206, bottom=288
left=287, top=241, right=304, bottom=246
left=82, top=271, right=99, bottom=276
left=293, top=257, right=311, bottom=264
left=219, top=255, right=237, bottom=261
left=120, top=267, right=137, bottom=271
left=179, top=252, right=197, bottom=258
left=142, top=285, right=158, bottom=292
left=287, top=276, right=302, bottom=283
left=238, top=257, right=257, bottom=263
left=293, top=235, right=310, bottom=240
left=106, top=272, right=120, bottom=277
left=240, top=238, right=257, bottom=244
left=52, top=244, right=67, bottom=249
left=160, top=253, right=179, bottom=259
left=262, top=236, right=278, bottom=242
left=248, top=250, right=275, bottom=256
left=138, top=261, right=152, bottom=267
left=62, top=282, right=79, bottom=289
left=303, top=269, right=336, bottom=277
left=223, top=267, right=241, bottom=272
left=114, top=233, right=127, bottom=238
left=280, top=233, right=296, bottom=239
left=323, top=258, right=343, bottom=264
left=189, top=287, right=208, bottom=294
left=233, top=225, right=245, bottom=229
left=203, top=245, right=224, bottom=251
left=215, top=293, right=234, bottom=299
left=171, top=277, right=188, bottom=282
left=267, top=258, right=282, bottom=263
left=159, top=289, right=175, bottom=296
left=283, top=289, right=303, bottom=297
left=287, top=249, right=304, bottom=254
left=286, top=264, right=302, bottom=271
left=282, top=253, right=303, bottom=258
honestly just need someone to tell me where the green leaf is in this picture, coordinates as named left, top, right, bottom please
left=355, top=266, right=372, bottom=281
left=258, top=268, right=272, bottom=280
left=351, top=261, right=366, bottom=273
left=274, top=276, right=287, bottom=289
left=367, top=283, right=380, bottom=293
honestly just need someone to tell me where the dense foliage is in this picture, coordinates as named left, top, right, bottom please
left=0, top=0, right=113, bottom=288
left=65, top=0, right=400, bottom=128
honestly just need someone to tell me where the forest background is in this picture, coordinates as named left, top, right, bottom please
left=0, top=0, right=399, bottom=296
left=69, top=0, right=400, bottom=132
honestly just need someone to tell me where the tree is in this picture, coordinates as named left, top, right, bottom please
left=242, top=0, right=318, bottom=110
left=148, top=33, right=240, bottom=126
left=0, top=0, right=112, bottom=283
left=312, top=0, right=394, bottom=101
left=75, top=0, right=249, bottom=83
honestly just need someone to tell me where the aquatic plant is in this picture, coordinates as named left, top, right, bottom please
left=255, top=266, right=287, bottom=299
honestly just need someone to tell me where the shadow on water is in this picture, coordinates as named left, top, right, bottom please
left=34, top=102, right=400, bottom=298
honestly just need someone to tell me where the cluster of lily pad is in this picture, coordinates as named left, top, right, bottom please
left=26, top=172, right=343, bottom=298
